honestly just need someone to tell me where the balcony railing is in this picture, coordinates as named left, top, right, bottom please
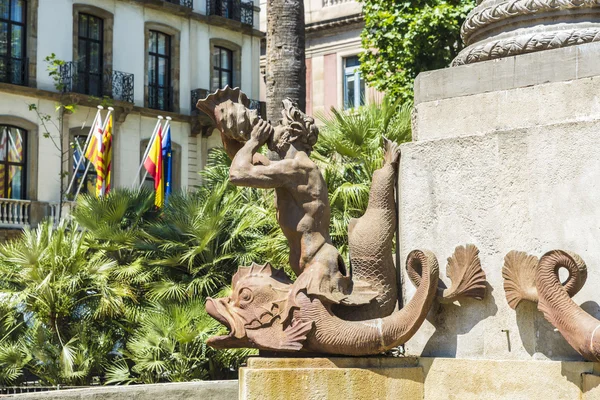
left=165, top=0, right=193, bottom=8
left=0, top=199, right=30, bottom=228
left=207, top=0, right=254, bottom=26
left=0, top=56, right=28, bottom=87
left=59, top=62, right=135, bottom=103
left=0, top=199, right=78, bottom=230
left=191, top=88, right=210, bottom=114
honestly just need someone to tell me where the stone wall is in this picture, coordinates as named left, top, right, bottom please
left=240, top=357, right=600, bottom=400
left=0, top=381, right=238, bottom=400
left=399, top=41, right=600, bottom=361
left=0, top=229, right=23, bottom=243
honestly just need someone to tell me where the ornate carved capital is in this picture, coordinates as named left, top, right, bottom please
left=455, top=0, right=600, bottom=65
left=453, top=27, right=600, bottom=66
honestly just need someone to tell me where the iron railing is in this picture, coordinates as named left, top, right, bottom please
left=109, top=70, right=135, bottom=103
left=0, top=56, right=28, bottom=86
left=191, top=88, right=210, bottom=114
left=59, top=62, right=135, bottom=103
left=165, top=0, right=194, bottom=8
left=207, top=0, right=254, bottom=26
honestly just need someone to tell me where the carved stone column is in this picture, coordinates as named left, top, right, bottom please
left=453, top=0, right=600, bottom=65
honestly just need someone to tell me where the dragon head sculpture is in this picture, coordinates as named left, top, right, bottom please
left=205, top=262, right=311, bottom=351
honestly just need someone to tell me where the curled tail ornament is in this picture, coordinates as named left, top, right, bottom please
left=502, top=249, right=599, bottom=361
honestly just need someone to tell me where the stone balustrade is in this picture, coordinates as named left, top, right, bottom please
left=0, top=199, right=77, bottom=231
left=0, top=199, right=31, bottom=228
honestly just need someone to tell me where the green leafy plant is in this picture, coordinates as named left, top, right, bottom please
left=360, top=0, right=475, bottom=101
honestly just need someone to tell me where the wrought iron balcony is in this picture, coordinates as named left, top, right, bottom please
left=207, top=0, right=254, bottom=26
left=165, top=0, right=194, bottom=8
left=59, top=62, right=135, bottom=103
left=191, top=88, right=210, bottom=114
left=0, top=56, right=28, bottom=86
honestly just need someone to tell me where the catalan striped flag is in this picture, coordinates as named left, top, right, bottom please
left=162, top=125, right=172, bottom=205
left=97, top=114, right=113, bottom=196
left=144, top=126, right=164, bottom=207
left=85, top=116, right=104, bottom=196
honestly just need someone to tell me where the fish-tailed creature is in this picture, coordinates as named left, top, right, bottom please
left=201, top=89, right=488, bottom=355
left=206, top=141, right=441, bottom=355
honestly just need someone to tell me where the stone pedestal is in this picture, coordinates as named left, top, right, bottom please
left=400, top=41, right=600, bottom=361
left=240, top=357, right=600, bottom=399
left=239, top=357, right=423, bottom=400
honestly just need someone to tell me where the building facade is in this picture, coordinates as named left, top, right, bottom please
left=0, top=0, right=262, bottom=230
left=259, top=0, right=378, bottom=118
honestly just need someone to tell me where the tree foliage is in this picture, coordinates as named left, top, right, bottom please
left=360, top=0, right=475, bottom=101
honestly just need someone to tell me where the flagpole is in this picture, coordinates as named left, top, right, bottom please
left=65, top=106, right=103, bottom=196
left=139, top=116, right=171, bottom=188
left=133, top=116, right=164, bottom=188
left=74, top=107, right=114, bottom=199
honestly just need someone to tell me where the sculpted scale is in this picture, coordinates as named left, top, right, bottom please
left=197, top=87, right=487, bottom=355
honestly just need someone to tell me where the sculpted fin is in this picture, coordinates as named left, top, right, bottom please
left=279, top=320, right=313, bottom=351
left=443, top=244, right=487, bottom=301
left=502, top=250, right=539, bottom=309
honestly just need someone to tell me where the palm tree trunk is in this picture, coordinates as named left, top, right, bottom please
left=265, top=0, right=306, bottom=123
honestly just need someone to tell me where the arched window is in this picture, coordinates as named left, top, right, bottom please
left=72, top=5, right=115, bottom=98
left=144, top=22, right=180, bottom=113
left=76, top=13, right=104, bottom=97
left=209, top=38, right=241, bottom=91
left=0, top=125, right=26, bottom=199
left=148, top=30, right=172, bottom=111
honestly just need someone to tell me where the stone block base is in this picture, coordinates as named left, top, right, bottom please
left=240, top=357, right=600, bottom=400
left=239, top=357, right=423, bottom=400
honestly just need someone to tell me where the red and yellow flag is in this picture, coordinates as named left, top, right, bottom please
left=85, top=117, right=103, bottom=169
left=98, top=115, right=113, bottom=196
left=85, top=116, right=105, bottom=197
left=144, top=126, right=164, bottom=207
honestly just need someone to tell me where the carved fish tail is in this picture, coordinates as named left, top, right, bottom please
left=536, top=250, right=600, bottom=361
left=346, top=143, right=398, bottom=318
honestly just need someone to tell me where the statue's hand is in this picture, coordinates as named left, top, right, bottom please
left=250, top=119, right=273, bottom=145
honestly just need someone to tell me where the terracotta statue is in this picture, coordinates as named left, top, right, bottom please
left=197, top=87, right=486, bottom=355
left=503, top=249, right=600, bottom=361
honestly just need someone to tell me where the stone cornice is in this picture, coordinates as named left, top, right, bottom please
left=305, top=13, right=363, bottom=33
